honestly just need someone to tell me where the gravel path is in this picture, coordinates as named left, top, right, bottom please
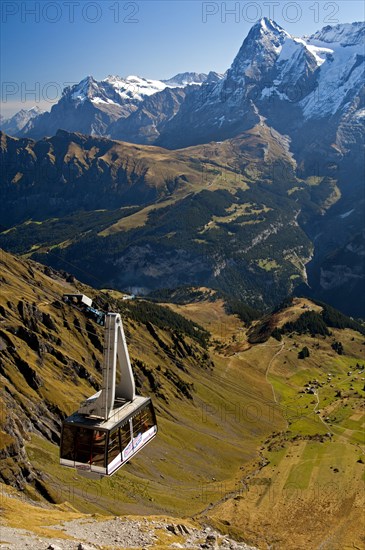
left=0, top=517, right=258, bottom=549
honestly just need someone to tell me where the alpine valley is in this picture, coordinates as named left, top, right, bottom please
left=1, top=18, right=364, bottom=317
left=1, top=249, right=365, bottom=549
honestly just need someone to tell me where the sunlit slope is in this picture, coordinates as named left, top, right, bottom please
left=1, top=251, right=363, bottom=547
left=0, top=249, right=282, bottom=517
left=175, top=297, right=365, bottom=550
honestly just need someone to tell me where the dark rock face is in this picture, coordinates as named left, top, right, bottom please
left=109, top=87, right=188, bottom=144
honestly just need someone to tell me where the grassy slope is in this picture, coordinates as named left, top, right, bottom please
left=1, top=124, right=291, bottom=247
left=1, top=253, right=364, bottom=549
left=180, top=299, right=365, bottom=550
left=99, top=124, right=288, bottom=236
left=0, top=250, right=281, bottom=519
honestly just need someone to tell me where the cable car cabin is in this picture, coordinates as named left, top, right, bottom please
left=60, top=396, right=157, bottom=478
left=63, top=294, right=93, bottom=308
left=63, top=294, right=105, bottom=326
left=59, top=310, right=157, bottom=478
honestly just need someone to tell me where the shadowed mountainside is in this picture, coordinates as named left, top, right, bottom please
left=2, top=124, right=357, bottom=313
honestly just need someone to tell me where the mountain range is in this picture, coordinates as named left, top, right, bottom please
left=0, top=18, right=364, bottom=316
left=1, top=71, right=223, bottom=141
left=0, top=106, right=44, bottom=135
left=2, top=19, right=364, bottom=154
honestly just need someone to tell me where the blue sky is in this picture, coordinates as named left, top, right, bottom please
left=1, top=0, right=364, bottom=117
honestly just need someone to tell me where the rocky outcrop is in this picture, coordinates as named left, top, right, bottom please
left=0, top=516, right=258, bottom=549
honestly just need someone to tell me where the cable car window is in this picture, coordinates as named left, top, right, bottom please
left=120, top=421, right=131, bottom=450
left=61, top=424, right=77, bottom=460
left=140, top=405, right=155, bottom=431
left=91, top=430, right=106, bottom=466
left=107, top=429, right=120, bottom=464
left=74, top=427, right=93, bottom=464
left=133, top=406, right=154, bottom=438
left=132, top=412, right=143, bottom=438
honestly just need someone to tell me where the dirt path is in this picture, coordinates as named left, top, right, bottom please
left=263, top=341, right=285, bottom=406
left=197, top=341, right=288, bottom=517
left=314, top=388, right=365, bottom=455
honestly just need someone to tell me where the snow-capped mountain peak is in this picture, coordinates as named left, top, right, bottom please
left=5, top=18, right=363, bottom=152
left=228, top=17, right=291, bottom=81
left=299, top=21, right=365, bottom=119
left=120, top=75, right=167, bottom=98
left=102, top=75, right=167, bottom=102
left=70, top=76, right=100, bottom=102
left=309, top=21, right=365, bottom=47
left=246, top=17, right=290, bottom=45
left=68, top=72, right=223, bottom=107
left=0, top=106, right=44, bottom=134
left=163, top=71, right=225, bottom=88
left=163, top=72, right=208, bottom=87
left=67, top=74, right=167, bottom=106
left=223, top=18, right=364, bottom=121
left=27, top=106, right=43, bottom=115
left=257, top=17, right=290, bottom=36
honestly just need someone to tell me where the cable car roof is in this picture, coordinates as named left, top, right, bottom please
left=63, top=395, right=151, bottom=431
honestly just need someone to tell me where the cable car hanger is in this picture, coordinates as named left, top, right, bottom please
left=60, top=294, right=157, bottom=478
